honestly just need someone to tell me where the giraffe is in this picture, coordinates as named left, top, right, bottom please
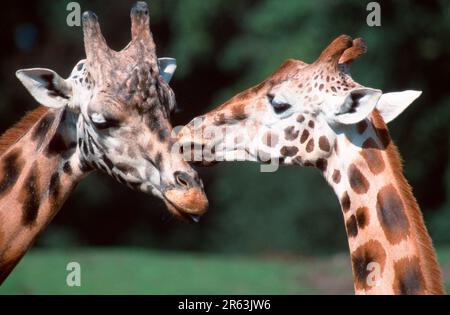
left=0, top=2, right=208, bottom=283
left=177, top=35, right=444, bottom=294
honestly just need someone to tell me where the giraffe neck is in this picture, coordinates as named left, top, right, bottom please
left=324, top=110, right=444, bottom=295
left=0, top=107, right=90, bottom=283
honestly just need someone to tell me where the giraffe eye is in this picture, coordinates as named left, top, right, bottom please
left=90, top=113, right=120, bottom=130
left=267, top=94, right=292, bottom=114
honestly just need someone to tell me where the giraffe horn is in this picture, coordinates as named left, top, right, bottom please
left=315, top=34, right=353, bottom=68
left=82, top=11, right=111, bottom=62
left=130, top=2, right=156, bottom=50
left=339, top=38, right=367, bottom=65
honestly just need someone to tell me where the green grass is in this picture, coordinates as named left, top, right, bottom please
left=0, top=248, right=312, bottom=294
left=1, top=247, right=449, bottom=294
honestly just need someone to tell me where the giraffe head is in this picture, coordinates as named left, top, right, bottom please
left=178, top=35, right=421, bottom=170
left=15, top=2, right=208, bottom=221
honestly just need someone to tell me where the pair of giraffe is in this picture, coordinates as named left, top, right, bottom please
left=0, top=2, right=444, bottom=294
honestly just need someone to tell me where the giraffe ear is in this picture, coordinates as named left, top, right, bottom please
left=158, top=58, right=177, bottom=83
left=376, top=90, right=422, bottom=123
left=333, top=88, right=382, bottom=125
left=16, top=68, right=72, bottom=109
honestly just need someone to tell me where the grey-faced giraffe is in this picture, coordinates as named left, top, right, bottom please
left=0, top=2, right=208, bottom=283
left=178, top=35, right=444, bottom=294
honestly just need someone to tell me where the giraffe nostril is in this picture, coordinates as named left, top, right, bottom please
left=176, top=176, right=189, bottom=188
left=174, top=171, right=196, bottom=189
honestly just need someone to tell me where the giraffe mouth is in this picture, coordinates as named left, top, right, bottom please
left=162, top=188, right=208, bottom=223
left=164, top=200, right=202, bottom=223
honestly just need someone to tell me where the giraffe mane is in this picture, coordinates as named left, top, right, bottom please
left=0, top=106, right=49, bottom=156
left=371, top=109, right=444, bottom=294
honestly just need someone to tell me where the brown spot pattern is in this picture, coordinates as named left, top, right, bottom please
left=360, top=138, right=385, bottom=175
left=306, top=139, right=315, bottom=153
left=376, top=184, right=410, bottom=244
left=351, top=240, right=386, bottom=291
left=341, top=191, right=351, bottom=213
left=0, top=149, right=24, bottom=199
left=374, top=126, right=391, bottom=149
left=20, top=163, right=41, bottom=226
left=348, top=164, right=370, bottom=194
left=49, top=172, right=61, bottom=202
left=231, top=104, right=248, bottom=120
left=300, top=130, right=310, bottom=144
left=332, top=169, right=341, bottom=183
left=318, top=136, right=330, bottom=152
left=63, top=161, right=72, bottom=175
left=284, top=126, right=299, bottom=141
left=346, top=215, right=358, bottom=237
left=31, top=113, right=55, bottom=150
left=280, top=146, right=299, bottom=157
left=45, top=133, right=70, bottom=157
left=356, top=207, right=369, bottom=229
left=393, top=257, right=426, bottom=295
left=213, top=113, right=226, bottom=125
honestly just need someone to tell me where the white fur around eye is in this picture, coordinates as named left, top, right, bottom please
left=90, top=112, right=106, bottom=124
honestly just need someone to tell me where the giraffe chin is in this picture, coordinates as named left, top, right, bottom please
left=163, top=188, right=209, bottom=222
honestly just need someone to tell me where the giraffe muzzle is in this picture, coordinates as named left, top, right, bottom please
left=162, top=171, right=208, bottom=222
left=163, top=188, right=209, bottom=222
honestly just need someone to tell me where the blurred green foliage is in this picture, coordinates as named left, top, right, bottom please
left=0, top=0, right=449, bottom=257
left=167, top=0, right=450, bottom=254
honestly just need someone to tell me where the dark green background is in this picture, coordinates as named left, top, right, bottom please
left=0, top=0, right=449, bottom=293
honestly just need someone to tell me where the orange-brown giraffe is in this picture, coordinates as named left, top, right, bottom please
left=0, top=2, right=208, bottom=283
left=177, top=35, right=444, bottom=294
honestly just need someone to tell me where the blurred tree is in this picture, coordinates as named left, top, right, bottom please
left=165, top=0, right=450, bottom=254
